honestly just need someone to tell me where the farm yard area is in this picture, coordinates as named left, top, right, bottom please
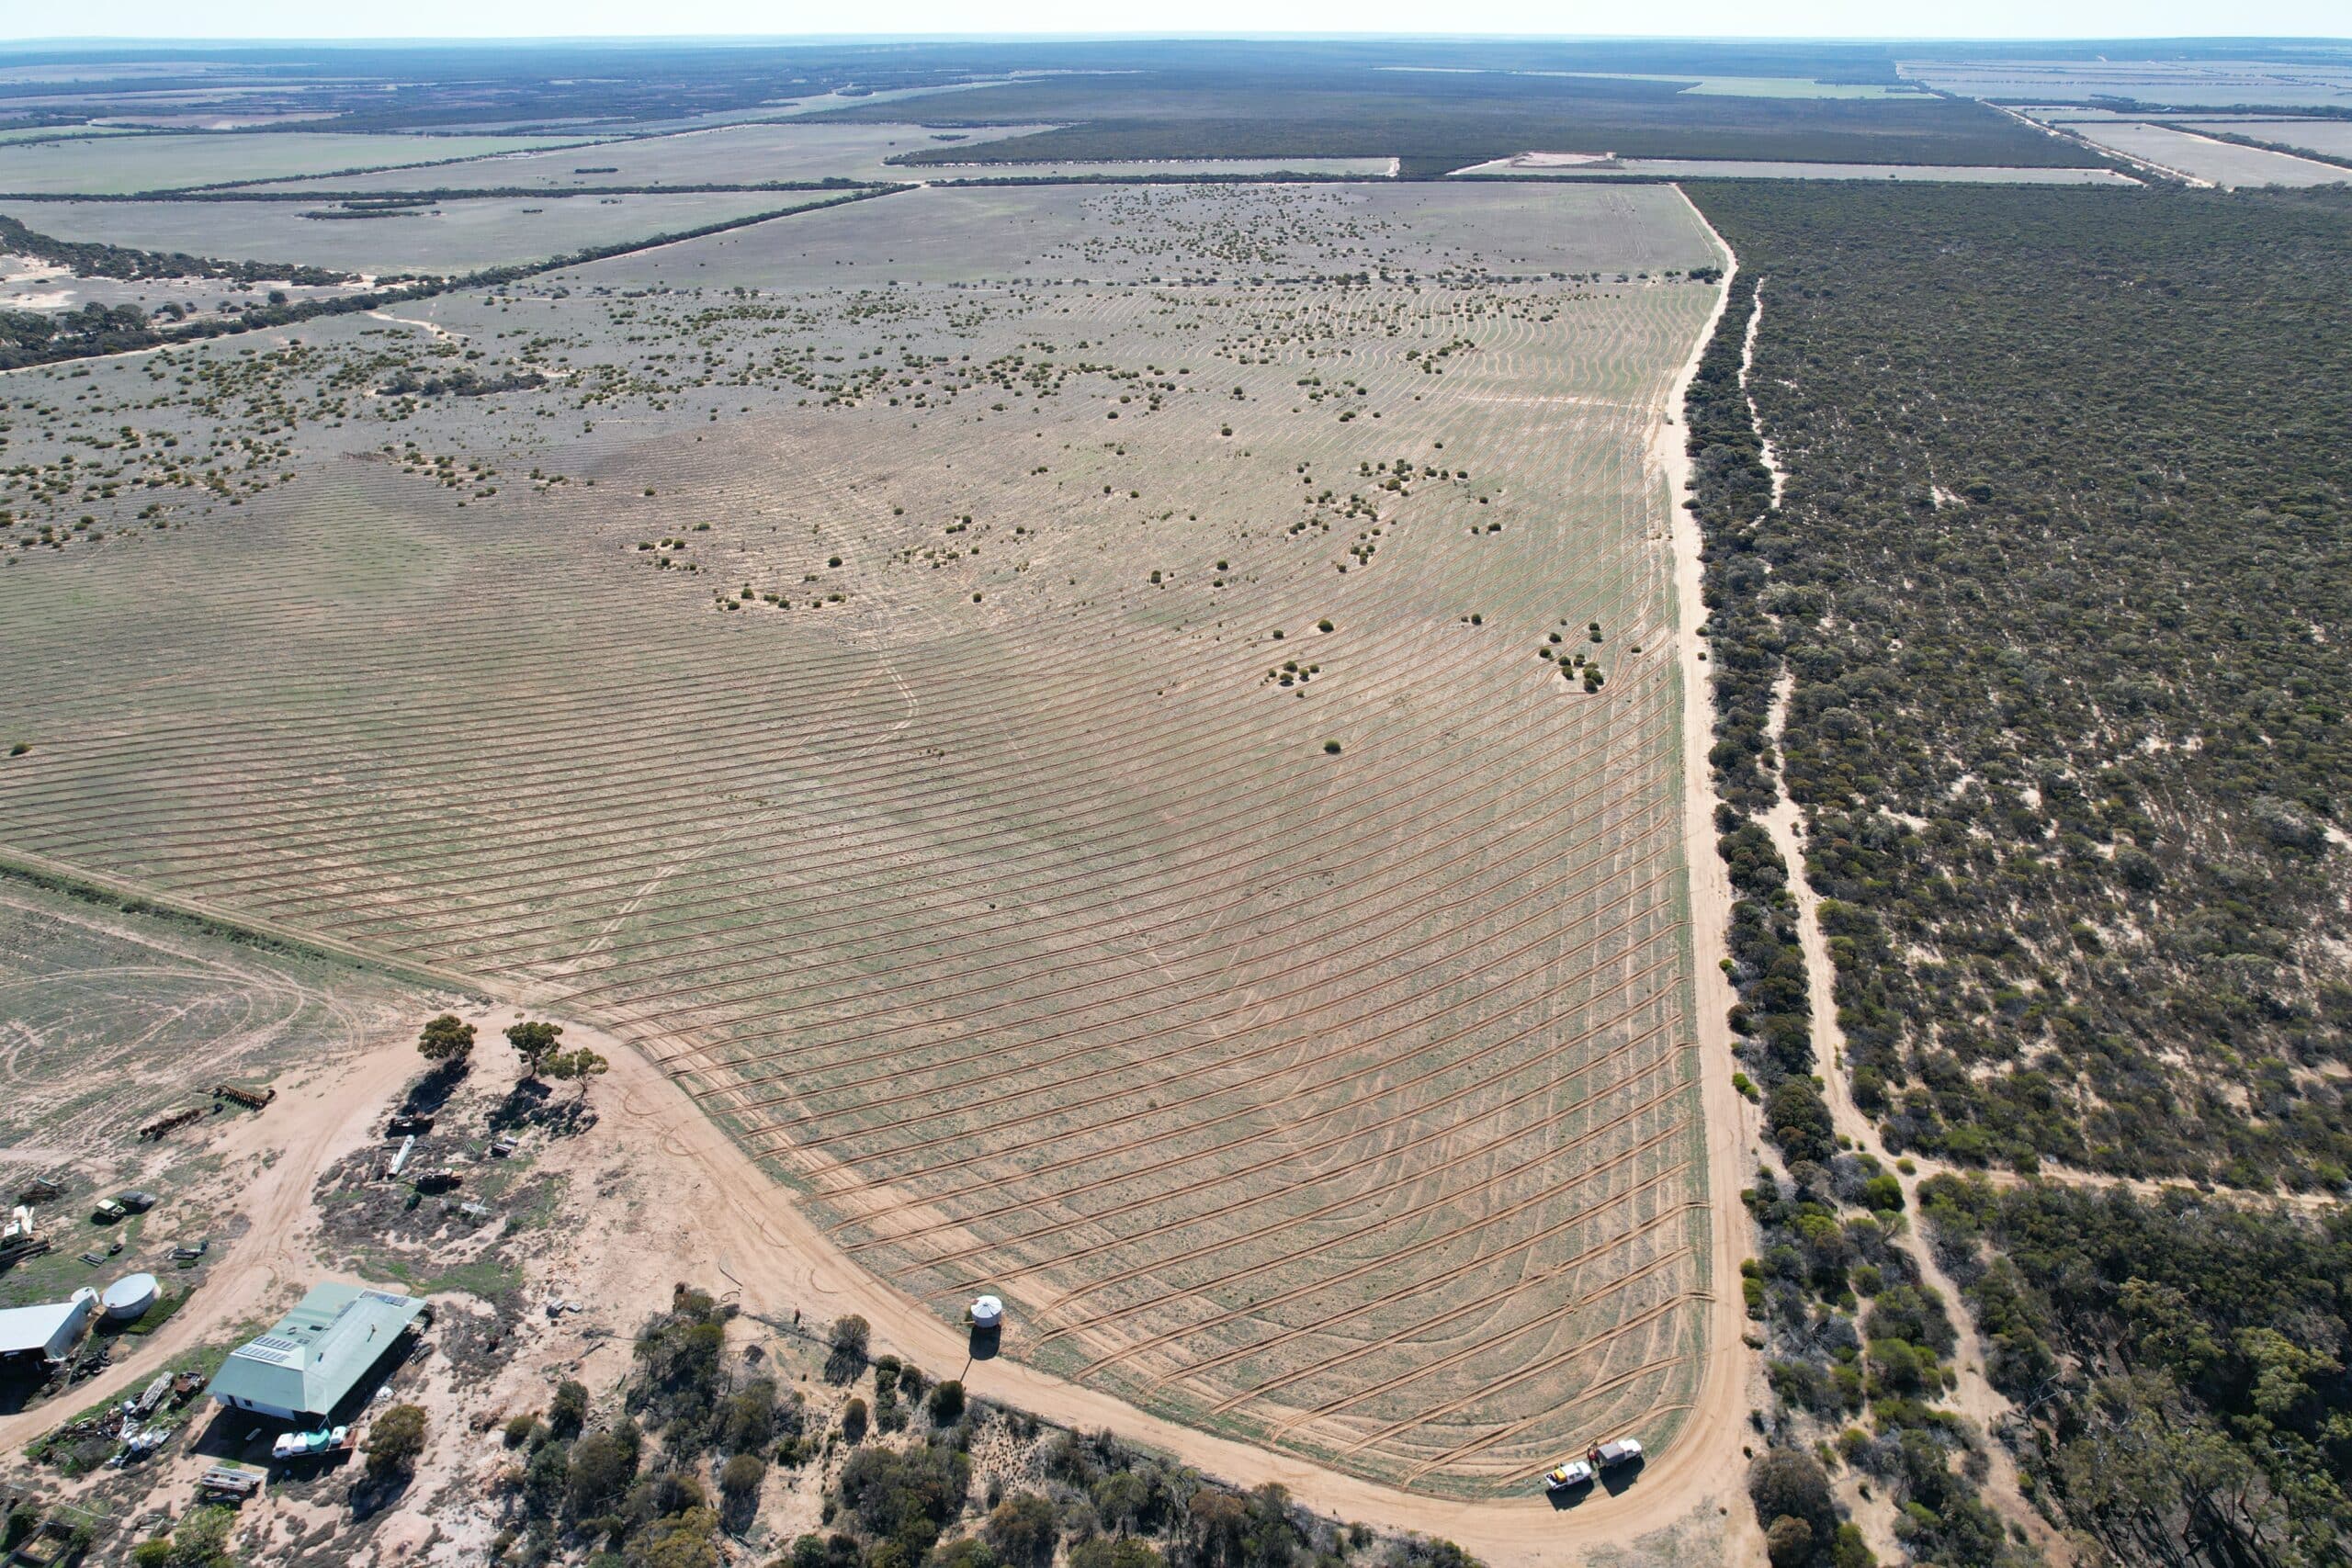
left=0, top=179, right=1732, bottom=1504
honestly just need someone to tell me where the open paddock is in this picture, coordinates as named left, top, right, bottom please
left=548, top=181, right=1722, bottom=290
left=1899, top=58, right=2352, bottom=109
left=235, top=120, right=1058, bottom=196
left=9, top=192, right=826, bottom=278
left=930, top=156, right=1396, bottom=179
left=1448, top=156, right=2132, bottom=183
left=2055, top=120, right=2352, bottom=186
left=0, top=181, right=1723, bottom=1496
left=0, top=131, right=605, bottom=197
left=2176, top=118, right=2352, bottom=163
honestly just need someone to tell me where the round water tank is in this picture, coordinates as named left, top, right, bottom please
left=969, top=1294, right=1003, bottom=1329
left=101, top=1273, right=158, bottom=1323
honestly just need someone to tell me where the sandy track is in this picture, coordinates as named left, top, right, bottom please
left=1649, top=189, right=1770, bottom=1565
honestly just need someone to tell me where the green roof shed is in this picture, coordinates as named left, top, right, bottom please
left=205, top=1282, right=424, bottom=1423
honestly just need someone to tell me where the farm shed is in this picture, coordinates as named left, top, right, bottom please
left=0, top=1289, right=96, bottom=1363
left=205, top=1282, right=424, bottom=1422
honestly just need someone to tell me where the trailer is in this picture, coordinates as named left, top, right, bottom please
left=1589, top=1438, right=1644, bottom=1470
left=386, top=1112, right=435, bottom=1136
left=139, top=1107, right=206, bottom=1142
left=198, top=1463, right=265, bottom=1502
left=213, top=1084, right=277, bottom=1111
left=0, top=1236, right=52, bottom=1269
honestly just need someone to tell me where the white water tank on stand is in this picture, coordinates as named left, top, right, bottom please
left=969, top=1294, right=1003, bottom=1330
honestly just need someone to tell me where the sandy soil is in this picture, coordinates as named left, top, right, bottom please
left=1651, top=190, right=1769, bottom=1568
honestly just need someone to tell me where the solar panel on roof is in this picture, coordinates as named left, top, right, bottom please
left=239, top=1336, right=305, bottom=1366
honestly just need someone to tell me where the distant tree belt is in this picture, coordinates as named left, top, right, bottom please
left=0, top=211, right=352, bottom=286
left=1686, top=181, right=2352, bottom=1190
left=0, top=185, right=901, bottom=373
left=813, top=67, right=2102, bottom=172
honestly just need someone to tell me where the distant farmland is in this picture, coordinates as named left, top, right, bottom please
left=11, top=192, right=829, bottom=276
left=0, top=130, right=601, bottom=195
left=0, top=182, right=1722, bottom=1495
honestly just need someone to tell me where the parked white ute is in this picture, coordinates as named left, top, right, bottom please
left=1592, top=1438, right=1645, bottom=1469
left=1543, top=1459, right=1595, bottom=1492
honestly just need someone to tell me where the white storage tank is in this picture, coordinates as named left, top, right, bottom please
left=102, top=1272, right=159, bottom=1323
left=969, top=1294, right=1003, bottom=1329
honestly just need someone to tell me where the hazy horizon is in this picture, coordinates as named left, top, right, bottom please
left=5, top=10, right=2347, bottom=45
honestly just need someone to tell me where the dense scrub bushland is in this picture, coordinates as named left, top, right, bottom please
left=487, top=1286, right=1479, bottom=1568
left=1679, top=267, right=1823, bottom=1161
left=1689, top=182, right=2352, bottom=1189
left=1923, top=1177, right=2352, bottom=1568
left=820, top=67, right=2096, bottom=175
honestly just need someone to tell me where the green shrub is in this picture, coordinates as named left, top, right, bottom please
left=367, top=1403, right=428, bottom=1481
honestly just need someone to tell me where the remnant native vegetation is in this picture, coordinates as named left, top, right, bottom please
left=1688, top=181, right=2352, bottom=1190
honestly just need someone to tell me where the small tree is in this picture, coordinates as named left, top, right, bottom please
left=417, top=1013, right=475, bottom=1069
left=547, top=1377, right=589, bottom=1439
left=926, top=1378, right=965, bottom=1426
left=719, top=1451, right=767, bottom=1525
left=545, top=1046, right=610, bottom=1100
left=367, top=1403, right=428, bottom=1481
left=1092, top=1471, right=1148, bottom=1537
left=505, top=1020, right=563, bottom=1081
left=1766, top=1516, right=1814, bottom=1568
left=983, top=1493, right=1057, bottom=1568
left=823, top=1316, right=870, bottom=1372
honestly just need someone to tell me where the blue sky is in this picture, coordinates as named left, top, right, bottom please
left=8, top=3, right=2347, bottom=41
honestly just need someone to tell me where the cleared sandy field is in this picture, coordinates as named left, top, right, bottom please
left=1450, top=156, right=2132, bottom=183
left=0, top=131, right=598, bottom=196
left=2058, top=119, right=2351, bottom=186
left=235, top=121, right=1057, bottom=195
left=2180, top=118, right=2352, bottom=163
left=0, top=183, right=1722, bottom=1498
left=927, top=158, right=1397, bottom=179
left=10, top=192, right=817, bottom=277
left=554, top=180, right=1718, bottom=289
left=1900, top=58, right=2352, bottom=110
